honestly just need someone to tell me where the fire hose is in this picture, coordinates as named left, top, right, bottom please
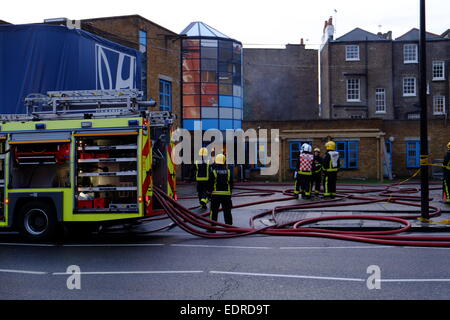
left=146, top=182, right=450, bottom=247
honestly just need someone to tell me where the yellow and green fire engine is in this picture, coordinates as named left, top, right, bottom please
left=0, top=90, right=176, bottom=240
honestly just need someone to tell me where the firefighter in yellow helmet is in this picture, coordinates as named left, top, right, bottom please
left=192, top=147, right=211, bottom=209
left=312, top=148, right=323, bottom=196
left=323, top=141, right=340, bottom=198
left=443, top=142, right=450, bottom=204
left=207, top=153, right=233, bottom=232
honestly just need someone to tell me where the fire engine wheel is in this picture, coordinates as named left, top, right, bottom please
left=19, top=201, right=58, bottom=241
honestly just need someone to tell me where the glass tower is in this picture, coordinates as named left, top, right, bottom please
left=181, top=22, right=243, bottom=131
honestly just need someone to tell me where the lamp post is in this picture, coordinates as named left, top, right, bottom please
left=419, top=0, right=430, bottom=219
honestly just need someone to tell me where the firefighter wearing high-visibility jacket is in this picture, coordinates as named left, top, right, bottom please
left=323, top=141, right=340, bottom=199
left=208, top=153, right=233, bottom=232
left=312, top=148, right=323, bottom=196
left=294, top=143, right=314, bottom=199
left=193, top=147, right=211, bottom=209
left=443, top=142, right=450, bottom=204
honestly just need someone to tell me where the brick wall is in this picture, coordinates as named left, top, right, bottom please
left=244, top=44, right=319, bottom=121
left=243, top=119, right=450, bottom=181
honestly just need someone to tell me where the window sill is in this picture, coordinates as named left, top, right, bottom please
left=432, top=78, right=446, bottom=81
left=403, top=94, right=417, bottom=98
left=375, top=111, right=387, bottom=114
left=404, top=61, right=418, bottom=64
left=346, top=59, right=360, bottom=62
left=346, top=100, right=361, bottom=103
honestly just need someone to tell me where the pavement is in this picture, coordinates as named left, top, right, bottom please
left=176, top=181, right=450, bottom=233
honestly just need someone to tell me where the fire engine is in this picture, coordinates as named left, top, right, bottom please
left=0, top=90, right=176, bottom=240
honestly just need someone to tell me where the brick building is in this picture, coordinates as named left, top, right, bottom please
left=243, top=119, right=450, bottom=182
left=320, top=18, right=450, bottom=121
left=79, top=15, right=182, bottom=128
left=37, top=15, right=182, bottom=127
left=243, top=42, right=319, bottom=121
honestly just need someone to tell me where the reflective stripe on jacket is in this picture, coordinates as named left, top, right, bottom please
left=195, top=160, right=210, bottom=181
left=211, top=168, right=232, bottom=196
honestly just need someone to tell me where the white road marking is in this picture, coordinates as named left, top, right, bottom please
left=171, top=244, right=273, bottom=250
left=210, top=271, right=365, bottom=282
left=0, top=269, right=48, bottom=275
left=52, top=270, right=204, bottom=275
left=210, top=271, right=450, bottom=284
left=62, top=243, right=165, bottom=247
left=0, top=243, right=56, bottom=247
left=280, top=246, right=392, bottom=250
left=381, top=278, right=450, bottom=283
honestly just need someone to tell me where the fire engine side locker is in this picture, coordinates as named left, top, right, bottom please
left=70, top=122, right=145, bottom=222
left=0, top=136, right=7, bottom=227
left=3, top=131, right=73, bottom=229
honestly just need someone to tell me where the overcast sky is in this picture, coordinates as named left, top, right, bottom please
left=3, top=0, right=449, bottom=48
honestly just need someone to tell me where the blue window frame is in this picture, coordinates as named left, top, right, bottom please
left=336, top=141, right=359, bottom=169
left=384, top=140, right=393, bottom=178
left=159, top=80, right=172, bottom=112
left=406, top=141, right=420, bottom=168
left=139, top=30, right=147, bottom=52
left=289, top=141, right=310, bottom=170
left=139, top=30, right=148, bottom=99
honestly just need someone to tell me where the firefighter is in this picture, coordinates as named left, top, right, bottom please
left=294, top=143, right=314, bottom=199
left=443, top=142, right=450, bottom=204
left=208, top=153, right=233, bottom=232
left=193, top=147, right=211, bottom=209
left=312, top=148, right=323, bottom=196
left=323, top=141, right=340, bottom=199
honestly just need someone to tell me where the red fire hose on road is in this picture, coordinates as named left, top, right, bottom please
left=149, top=182, right=450, bottom=247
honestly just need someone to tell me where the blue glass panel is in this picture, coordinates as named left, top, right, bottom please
left=183, top=119, right=200, bottom=131
left=202, top=119, right=219, bottom=130
left=233, top=120, right=242, bottom=129
left=219, top=95, right=233, bottom=107
left=219, top=119, right=233, bottom=130
left=233, top=97, right=242, bottom=108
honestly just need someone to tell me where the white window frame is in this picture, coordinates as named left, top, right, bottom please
left=375, top=88, right=386, bottom=114
left=346, top=79, right=361, bottom=102
left=432, top=61, right=445, bottom=81
left=403, top=44, right=418, bottom=64
left=345, top=45, right=360, bottom=61
left=433, top=95, right=446, bottom=115
left=403, top=77, right=416, bottom=97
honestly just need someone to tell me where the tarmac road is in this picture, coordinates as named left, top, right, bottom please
left=1, top=183, right=450, bottom=301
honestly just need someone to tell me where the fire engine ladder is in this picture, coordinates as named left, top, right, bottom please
left=21, top=89, right=157, bottom=119
left=1, top=90, right=175, bottom=126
